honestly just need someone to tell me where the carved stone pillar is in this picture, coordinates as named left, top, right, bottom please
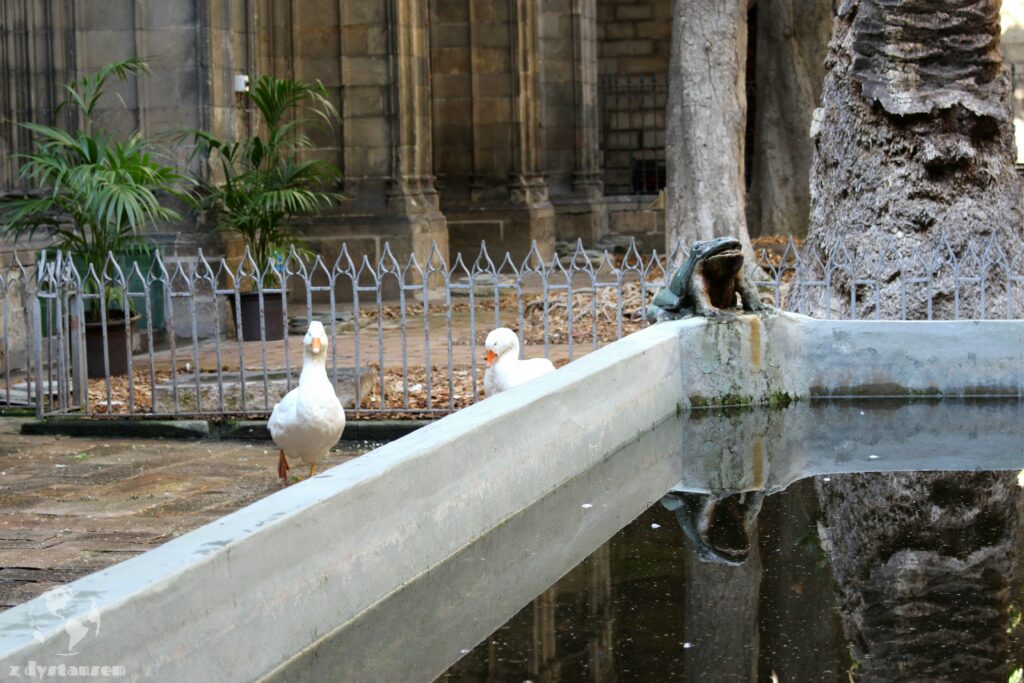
left=339, top=0, right=447, bottom=266
left=509, top=0, right=544, bottom=202
left=466, top=0, right=487, bottom=200
left=571, top=0, right=603, bottom=200
left=530, top=587, right=559, bottom=679
left=387, top=0, right=448, bottom=261
left=534, top=0, right=606, bottom=245
left=509, top=0, right=555, bottom=257
left=430, top=0, right=554, bottom=262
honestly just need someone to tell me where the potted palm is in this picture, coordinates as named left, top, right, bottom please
left=190, top=75, right=344, bottom=341
left=0, top=59, right=189, bottom=377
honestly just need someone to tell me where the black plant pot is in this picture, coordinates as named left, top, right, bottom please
left=229, top=292, right=286, bottom=342
left=85, top=314, right=139, bottom=378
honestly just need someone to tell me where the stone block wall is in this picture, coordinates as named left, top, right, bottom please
left=596, top=0, right=673, bottom=77
left=605, top=197, right=664, bottom=254
left=338, top=1, right=394, bottom=210
left=538, top=0, right=578, bottom=197
left=0, top=0, right=702, bottom=313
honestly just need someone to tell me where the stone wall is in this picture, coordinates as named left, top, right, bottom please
left=0, top=0, right=217, bottom=259
left=2, top=0, right=836, bottom=296
left=596, top=0, right=673, bottom=77
left=605, top=197, right=664, bottom=254
left=0, top=0, right=659, bottom=267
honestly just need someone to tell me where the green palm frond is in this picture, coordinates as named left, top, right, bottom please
left=182, top=74, right=345, bottom=279
left=56, top=57, right=149, bottom=122
left=0, top=59, right=190, bottom=314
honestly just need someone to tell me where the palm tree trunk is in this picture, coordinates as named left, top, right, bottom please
left=807, top=2, right=1023, bottom=678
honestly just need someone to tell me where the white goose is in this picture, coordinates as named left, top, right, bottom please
left=483, top=327, right=556, bottom=396
left=269, top=321, right=346, bottom=482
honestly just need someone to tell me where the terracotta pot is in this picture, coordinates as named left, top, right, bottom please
left=229, top=292, right=286, bottom=341
left=85, top=314, right=139, bottom=378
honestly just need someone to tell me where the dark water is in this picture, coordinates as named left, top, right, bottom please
left=271, top=400, right=1024, bottom=682
left=434, top=400, right=1024, bottom=683
left=435, top=479, right=845, bottom=682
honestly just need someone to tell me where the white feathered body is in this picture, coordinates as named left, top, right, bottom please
left=484, top=355, right=556, bottom=395
left=268, top=364, right=346, bottom=467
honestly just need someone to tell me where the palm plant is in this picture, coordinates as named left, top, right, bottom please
left=190, top=75, right=344, bottom=283
left=0, top=58, right=190, bottom=318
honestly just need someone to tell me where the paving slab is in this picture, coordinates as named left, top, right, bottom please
left=0, top=417, right=371, bottom=610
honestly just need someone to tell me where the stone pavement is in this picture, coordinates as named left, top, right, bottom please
left=0, top=418, right=370, bottom=609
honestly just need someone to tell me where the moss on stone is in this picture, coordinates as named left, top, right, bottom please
left=687, top=390, right=797, bottom=410
left=767, top=391, right=795, bottom=408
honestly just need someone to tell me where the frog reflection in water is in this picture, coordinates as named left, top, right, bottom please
left=647, top=236, right=768, bottom=322
left=662, top=490, right=766, bottom=566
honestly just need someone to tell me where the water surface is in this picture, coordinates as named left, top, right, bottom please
left=270, top=400, right=1024, bottom=682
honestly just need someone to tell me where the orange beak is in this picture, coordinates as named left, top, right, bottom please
left=485, top=350, right=497, bottom=367
left=311, top=337, right=322, bottom=354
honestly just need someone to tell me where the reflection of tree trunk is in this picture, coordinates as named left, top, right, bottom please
left=807, top=2, right=1024, bottom=679
left=609, top=506, right=689, bottom=680
left=756, top=479, right=849, bottom=681
left=666, top=0, right=756, bottom=261
left=816, top=472, right=1018, bottom=680
left=745, top=0, right=832, bottom=238
left=681, top=518, right=761, bottom=680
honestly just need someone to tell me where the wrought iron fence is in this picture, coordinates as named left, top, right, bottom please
left=1, top=235, right=1023, bottom=420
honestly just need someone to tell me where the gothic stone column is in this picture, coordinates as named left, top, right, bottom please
left=571, top=0, right=603, bottom=201
left=388, top=0, right=448, bottom=262
left=509, top=0, right=556, bottom=259
left=339, top=0, right=447, bottom=268
left=429, top=0, right=555, bottom=262
left=538, top=0, right=607, bottom=244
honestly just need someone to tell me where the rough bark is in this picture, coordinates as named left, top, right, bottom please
left=666, top=0, right=756, bottom=262
left=746, top=0, right=833, bottom=238
left=803, top=0, right=1024, bottom=319
left=816, top=472, right=1019, bottom=681
left=808, top=4, right=1023, bottom=679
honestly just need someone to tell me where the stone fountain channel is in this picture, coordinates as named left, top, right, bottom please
left=0, top=312, right=1022, bottom=681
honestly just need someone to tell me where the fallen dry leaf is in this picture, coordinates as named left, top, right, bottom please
left=88, top=369, right=175, bottom=415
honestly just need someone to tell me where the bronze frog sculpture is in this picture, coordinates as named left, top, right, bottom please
left=646, top=236, right=767, bottom=322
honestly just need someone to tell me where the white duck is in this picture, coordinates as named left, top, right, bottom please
left=483, top=327, right=556, bottom=396
left=268, top=321, right=346, bottom=482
